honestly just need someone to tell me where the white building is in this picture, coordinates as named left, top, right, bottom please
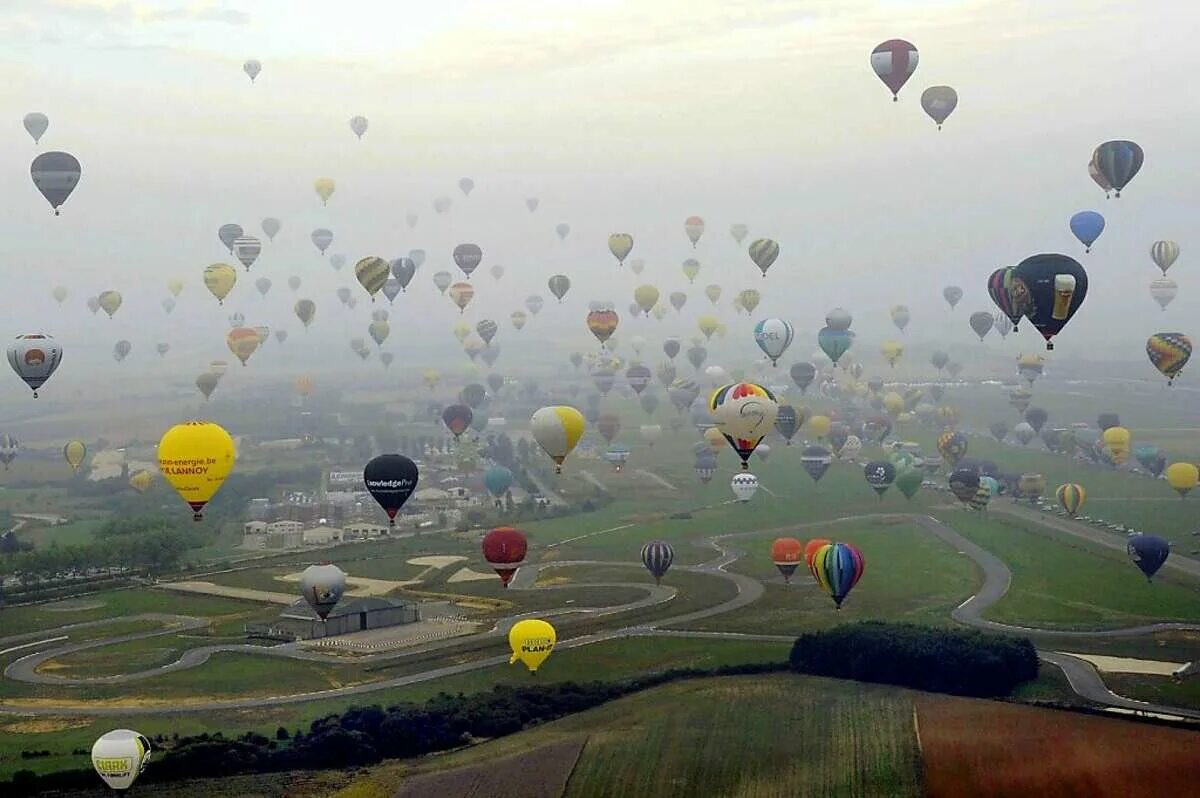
left=343, top=522, right=388, bottom=540
left=303, top=526, right=342, bottom=545
left=267, top=520, right=303, bottom=535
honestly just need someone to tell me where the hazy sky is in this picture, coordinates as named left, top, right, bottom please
left=0, top=0, right=1197, bottom=408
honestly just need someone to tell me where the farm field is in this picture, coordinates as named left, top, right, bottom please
left=917, top=692, right=1200, bottom=797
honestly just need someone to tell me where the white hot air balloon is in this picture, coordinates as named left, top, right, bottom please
left=92, top=729, right=152, bottom=790
left=731, top=472, right=759, bottom=502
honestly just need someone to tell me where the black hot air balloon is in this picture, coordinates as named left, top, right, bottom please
left=363, top=454, right=419, bottom=527
left=1127, top=534, right=1170, bottom=582
left=640, top=541, right=674, bottom=585
left=1010, top=254, right=1088, bottom=350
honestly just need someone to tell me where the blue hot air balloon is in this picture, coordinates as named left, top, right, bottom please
left=1069, top=211, right=1105, bottom=253
left=1127, top=534, right=1170, bottom=582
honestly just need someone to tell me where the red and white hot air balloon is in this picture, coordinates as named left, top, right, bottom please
left=870, top=39, right=918, bottom=101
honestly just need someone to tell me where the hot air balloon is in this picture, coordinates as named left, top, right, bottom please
left=299, top=562, right=346, bottom=620
left=709, top=383, right=779, bottom=469
left=453, top=243, right=483, bottom=279
left=531, top=406, right=585, bottom=473
left=449, top=282, right=475, bottom=313
left=1166, top=462, right=1199, bottom=498
left=1092, top=140, right=1144, bottom=197
left=112, top=340, right=132, bottom=363
left=311, top=228, right=333, bottom=254
left=770, top=538, right=804, bottom=583
left=1102, top=426, right=1131, bottom=465
left=817, top=328, right=854, bottom=366
left=586, top=309, right=619, bottom=347
left=292, top=299, right=316, bottom=329
left=226, top=327, right=259, bottom=365
left=810, top=542, right=866, bottom=608
left=1069, top=211, right=1105, bottom=253
left=790, top=362, right=816, bottom=393
left=936, top=430, right=967, bottom=467
left=1150, top=278, right=1178, bottom=310
left=942, top=285, right=963, bottom=309
left=608, top=233, right=634, bottom=265
left=63, top=440, right=86, bottom=473
left=641, top=541, right=674, bottom=584
left=23, top=112, right=49, bottom=144
left=731, top=472, right=760, bottom=502
left=920, top=85, right=957, bottom=128
left=684, top=216, right=705, bottom=247
left=129, top=470, right=154, bottom=493
left=157, top=421, right=235, bottom=521
left=30, top=151, right=81, bottom=214
left=801, top=445, right=832, bottom=483
left=1150, top=241, right=1180, bottom=275
left=7, top=334, right=62, bottom=398
left=1146, top=333, right=1191, bottom=385
left=681, top=258, right=701, bottom=283
left=754, top=318, right=794, bottom=366
left=548, top=274, right=572, bottom=303
left=870, top=39, right=918, bottom=101
left=232, top=236, right=261, bottom=271
left=92, top=729, right=151, bottom=791
left=1024, top=407, right=1048, bottom=435
left=364, top=454, right=419, bottom=526
left=1134, top=444, right=1166, bottom=477
left=390, top=257, right=417, bottom=293
left=1127, top=534, right=1170, bottom=581
left=508, top=618, right=555, bottom=673
left=195, top=372, right=219, bottom=400
left=1056, top=483, right=1086, bottom=516
left=442, top=404, right=473, bottom=440
left=1010, top=253, right=1088, bottom=350
left=949, top=468, right=981, bottom=504
left=314, top=177, right=335, bottom=205
left=896, top=469, right=923, bottom=500
left=880, top=340, right=903, bottom=368
left=483, top=526, right=527, bottom=587
left=774, top=405, right=801, bottom=444
left=354, top=256, right=389, bottom=300
left=0, top=434, right=19, bottom=470
left=864, top=461, right=896, bottom=497
left=968, top=312, right=994, bottom=341
left=748, top=238, right=779, bottom=277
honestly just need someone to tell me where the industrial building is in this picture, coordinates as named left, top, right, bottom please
left=245, top=596, right=421, bottom=641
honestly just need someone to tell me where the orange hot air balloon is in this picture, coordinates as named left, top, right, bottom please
left=586, top=309, right=619, bottom=347
left=295, top=375, right=313, bottom=397
left=771, top=537, right=804, bottom=583
left=226, top=327, right=260, bottom=365
left=804, top=538, right=832, bottom=569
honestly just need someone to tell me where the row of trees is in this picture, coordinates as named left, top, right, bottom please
left=789, top=622, right=1040, bottom=697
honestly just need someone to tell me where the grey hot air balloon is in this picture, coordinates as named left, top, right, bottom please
left=161, top=298, right=176, bottom=314
left=943, top=285, right=963, bottom=308
left=391, top=257, right=416, bottom=291
left=243, top=59, right=261, bottom=82
left=434, top=196, right=452, bottom=214
left=255, top=277, right=272, bottom=297
left=156, top=342, right=170, bottom=357
left=409, top=249, right=426, bottom=268
left=311, top=228, right=333, bottom=254
left=300, top=563, right=346, bottom=620
left=556, top=223, right=571, bottom=240
left=232, top=236, right=261, bottom=271
left=920, top=86, right=958, bottom=129
left=406, top=212, right=418, bottom=228
left=969, top=311, right=994, bottom=341
left=458, top=177, right=475, bottom=196
left=526, top=197, right=539, bottom=212
left=453, top=243, right=483, bottom=278
left=112, top=340, right=132, bottom=363
left=261, top=217, right=281, bottom=241
left=31, top=151, right=81, bottom=215
left=23, top=112, right=48, bottom=144
left=349, top=115, right=368, bottom=140
left=329, top=253, right=346, bottom=271
left=218, top=223, right=242, bottom=253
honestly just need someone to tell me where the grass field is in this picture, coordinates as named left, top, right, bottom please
left=675, top=518, right=976, bottom=635
left=935, top=508, right=1200, bottom=629
left=918, top=692, right=1200, bottom=797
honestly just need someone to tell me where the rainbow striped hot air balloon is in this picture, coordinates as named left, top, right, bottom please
left=809, top=542, right=865, bottom=609
left=1056, top=483, right=1086, bottom=516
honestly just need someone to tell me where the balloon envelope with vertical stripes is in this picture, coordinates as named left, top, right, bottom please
left=640, top=541, right=674, bottom=584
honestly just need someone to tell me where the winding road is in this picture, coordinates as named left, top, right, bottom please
left=2, top=511, right=1199, bottom=719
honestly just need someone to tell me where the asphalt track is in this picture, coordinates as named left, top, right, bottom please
left=2, top=512, right=1199, bottom=719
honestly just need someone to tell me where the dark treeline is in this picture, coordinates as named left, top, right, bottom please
left=789, top=622, right=1040, bottom=697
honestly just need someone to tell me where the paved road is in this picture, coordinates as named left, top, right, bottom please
left=3, top=511, right=1199, bottom=718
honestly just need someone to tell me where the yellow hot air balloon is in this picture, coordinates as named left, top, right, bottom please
left=681, top=258, right=701, bottom=283
left=129, top=470, right=155, bottom=493
left=697, top=314, right=720, bottom=341
left=98, top=290, right=123, bottom=318
left=63, top=440, right=86, bottom=473
left=355, top=256, right=390, bottom=300
left=737, top=289, right=761, bottom=314
left=295, top=375, right=313, bottom=397
left=157, top=421, right=236, bottom=521
left=1166, top=462, right=1199, bottom=498
left=809, top=414, right=832, bottom=440
left=704, top=284, right=722, bottom=305
left=530, top=406, right=585, bottom=473
left=1101, top=426, right=1131, bottom=465
left=452, top=321, right=472, bottom=343
left=703, top=426, right=725, bottom=453
left=167, top=278, right=184, bottom=297
left=882, top=391, right=904, bottom=416
left=608, top=233, right=634, bottom=265
left=204, top=264, right=237, bottom=305
left=633, top=285, right=659, bottom=316
left=508, top=618, right=556, bottom=673
left=227, top=327, right=260, bottom=365
left=52, top=286, right=68, bottom=305
left=881, top=340, right=904, bottom=368
left=423, top=369, right=440, bottom=390
left=314, top=177, right=336, bottom=205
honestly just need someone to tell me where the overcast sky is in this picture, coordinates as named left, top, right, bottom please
left=0, top=0, right=1196, bottom=409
